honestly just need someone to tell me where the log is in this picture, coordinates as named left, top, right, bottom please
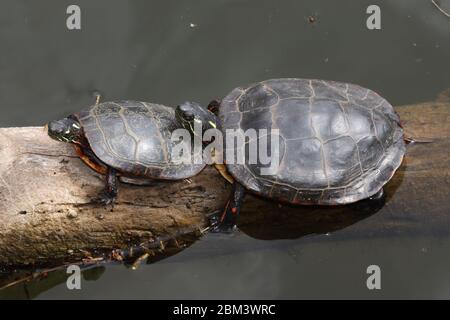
left=0, top=128, right=230, bottom=267
left=0, top=99, right=449, bottom=268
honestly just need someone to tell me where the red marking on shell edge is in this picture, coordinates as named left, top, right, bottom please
left=74, top=145, right=108, bottom=175
left=220, top=200, right=231, bottom=222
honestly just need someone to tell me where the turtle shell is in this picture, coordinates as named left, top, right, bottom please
left=76, top=101, right=205, bottom=180
left=219, top=78, right=405, bottom=205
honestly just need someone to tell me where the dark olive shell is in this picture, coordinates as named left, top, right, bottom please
left=76, top=101, right=204, bottom=180
left=219, top=78, right=405, bottom=204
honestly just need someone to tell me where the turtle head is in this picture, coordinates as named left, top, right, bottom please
left=175, top=101, right=218, bottom=137
left=47, top=116, right=83, bottom=144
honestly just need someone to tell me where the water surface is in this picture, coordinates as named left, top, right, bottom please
left=0, top=0, right=449, bottom=299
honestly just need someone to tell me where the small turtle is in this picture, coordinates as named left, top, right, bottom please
left=176, top=78, right=406, bottom=231
left=48, top=100, right=205, bottom=204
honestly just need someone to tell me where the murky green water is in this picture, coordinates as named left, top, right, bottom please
left=0, top=0, right=449, bottom=299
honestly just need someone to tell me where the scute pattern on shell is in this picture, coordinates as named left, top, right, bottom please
left=77, top=101, right=205, bottom=180
left=219, top=78, right=405, bottom=205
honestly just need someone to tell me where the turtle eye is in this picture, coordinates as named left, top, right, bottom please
left=183, top=111, right=195, bottom=121
left=178, top=105, right=187, bottom=112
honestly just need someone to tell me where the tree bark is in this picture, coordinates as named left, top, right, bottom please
left=0, top=100, right=449, bottom=267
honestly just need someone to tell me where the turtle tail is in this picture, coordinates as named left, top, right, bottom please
left=404, top=136, right=434, bottom=145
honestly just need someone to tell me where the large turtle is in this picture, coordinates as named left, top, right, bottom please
left=48, top=100, right=205, bottom=204
left=176, top=78, right=406, bottom=231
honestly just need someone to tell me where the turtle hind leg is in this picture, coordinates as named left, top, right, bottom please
left=212, top=182, right=246, bottom=233
left=369, top=188, right=385, bottom=201
left=97, top=167, right=118, bottom=206
left=352, top=188, right=386, bottom=213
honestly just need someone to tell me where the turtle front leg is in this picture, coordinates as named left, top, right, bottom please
left=212, top=182, right=246, bottom=233
left=207, top=99, right=221, bottom=115
left=98, top=167, right=118, bottom=206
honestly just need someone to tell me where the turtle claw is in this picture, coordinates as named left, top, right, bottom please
left=207, top=210, right=221, bottom=225
left=368, top=188, right=385, bottom=201
left=207, top=211, right=238, bottom=234
left=211, top=223, right=238, bottom=234
left=352, top=189, right=386, bottom=213
left=96, top=191, right=117, bottom=207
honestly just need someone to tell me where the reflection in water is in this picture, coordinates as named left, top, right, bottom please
left=238, top=188, right=387, bottom=240
left=237, top=162, right=405, bottom=240
left=0, top=240, right=197, bottom=299
left=0, top=266, right=105, bottom=300
left=0, top=229, right=202, bottom=299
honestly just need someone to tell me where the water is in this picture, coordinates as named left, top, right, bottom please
left=0, top=0, right=450, bottom=299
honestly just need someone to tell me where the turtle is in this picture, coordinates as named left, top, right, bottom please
left=175, top=78, right=406, bottom=231
left=47, top=100, right=205, bottom=204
